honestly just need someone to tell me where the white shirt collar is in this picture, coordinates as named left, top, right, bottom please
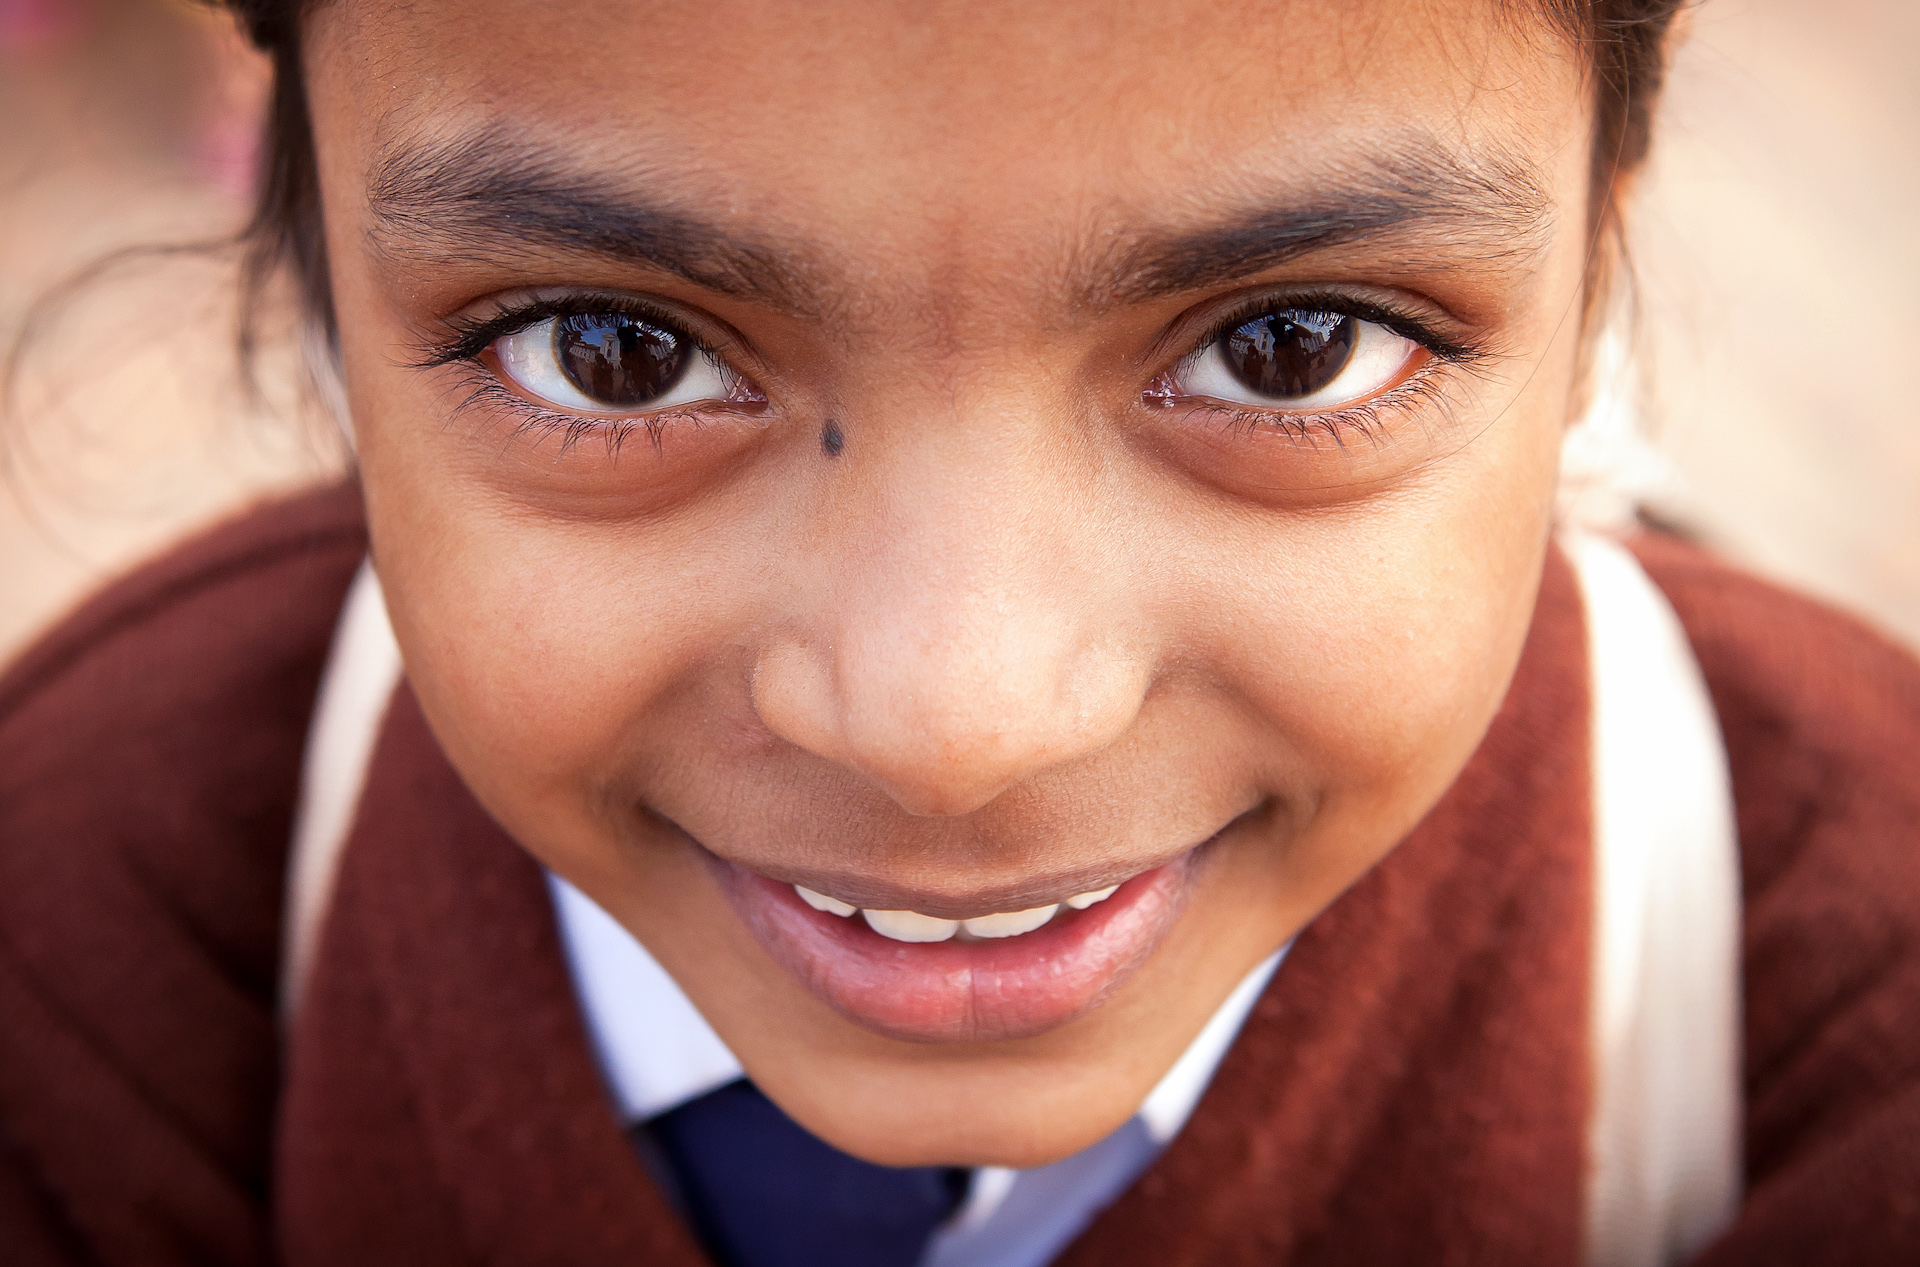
left=548, top=873, right=744, bottom=1119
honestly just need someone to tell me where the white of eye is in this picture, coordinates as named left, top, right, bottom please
left=493, top=316, right=735, bottom=414
left=1174, top=316, right=1418, bottom=411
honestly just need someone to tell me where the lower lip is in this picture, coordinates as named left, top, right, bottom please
left=708, top=857, right=1197, bottom=1043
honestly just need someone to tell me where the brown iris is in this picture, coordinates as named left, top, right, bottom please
left=555, top=313, right=692, bottom=409
left=1221, top=310, right=1356, bottom=400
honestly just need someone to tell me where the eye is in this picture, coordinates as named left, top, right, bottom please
left=492, top=310, right=738, bottom=414
left=1170, top=308, right=1421, bottom=411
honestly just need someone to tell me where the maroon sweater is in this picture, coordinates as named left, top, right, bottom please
left=2, top=483, right=1917, bottom=1265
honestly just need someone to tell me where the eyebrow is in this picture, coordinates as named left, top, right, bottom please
left=366, top=124, right=1552, bottom=318
left=1090, top=141, right=1555, bottom=308
left=365, top=125, right=824, bottom=317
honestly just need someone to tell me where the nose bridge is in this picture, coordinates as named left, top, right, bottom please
left=752, top=415, right=1147, bottom=817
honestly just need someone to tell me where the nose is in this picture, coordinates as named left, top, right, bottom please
left=750, top=431, right=1149, bottom=818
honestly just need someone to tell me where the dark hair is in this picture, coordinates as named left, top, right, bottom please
left=216, top=0, right=1689, bottom=356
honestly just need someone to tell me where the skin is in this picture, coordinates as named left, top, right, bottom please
left=305, top=0, right=1596, bottom=1167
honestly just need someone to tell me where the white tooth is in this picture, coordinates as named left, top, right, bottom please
left=795, top=885, right=856, bottom=917
left=1064, top=885, right=1119, bottom=910
left=863, top=909, right=961, bottom=943
left=960, top=905, right=1060, bottom=939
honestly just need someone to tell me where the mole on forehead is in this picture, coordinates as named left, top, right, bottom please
left=361, top=117, right=1556, bottom=318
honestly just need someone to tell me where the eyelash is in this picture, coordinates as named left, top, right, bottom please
left=416, top=294, right=750, bottom=454
left=1156, top=290, right=1486, bottom=446
left=418, top=293, right=724, bottom=370
left=1184, top=374, right=1454, bottom=450
left=416, top=289, right=1487, bottom=454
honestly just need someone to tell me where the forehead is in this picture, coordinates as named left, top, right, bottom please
left=313, top=0, right=1580, bottom=206
left=308, top=0, right=1586, bottom=338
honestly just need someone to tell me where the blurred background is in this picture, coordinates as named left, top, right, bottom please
left=0, top=0, right=342, bottom=662
left=2, top=0, right=1916, bottom=663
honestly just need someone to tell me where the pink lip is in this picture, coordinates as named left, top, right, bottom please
left=708, top=855, right=1197, bottom=1043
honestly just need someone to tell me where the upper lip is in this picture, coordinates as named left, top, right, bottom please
left=707, top=835, right=1218, bottom=919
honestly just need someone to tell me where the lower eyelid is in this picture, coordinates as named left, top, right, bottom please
left=1182, top=356, right=1445, bottom=440
left=464, top=376, right=702, bottom=454
left=457, top=361, right=776, bottom=462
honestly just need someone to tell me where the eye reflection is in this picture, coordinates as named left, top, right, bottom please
left=1225, top=311, right=1354, bottom=397
left=493, top=309, right=738, bottom=414
left=559, top=313, right=690, bottom=406
left=1173, top=307, right=1419, bottom=412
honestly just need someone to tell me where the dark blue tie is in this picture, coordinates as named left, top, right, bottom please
left=643, top=1079, right=972, bottom=1267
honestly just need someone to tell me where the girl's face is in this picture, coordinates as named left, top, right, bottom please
left=309, top=0, right=1592, bottom=1166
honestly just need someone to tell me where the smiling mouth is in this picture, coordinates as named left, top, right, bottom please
left=793, top=881, right=1122, bottom=942
left=702, top=834, right=1223, bottom=1044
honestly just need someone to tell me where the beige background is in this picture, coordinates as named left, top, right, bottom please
left=2, top=0, right=1916, bottom=661
left=0, top=0, right=340, bottom=661
left=1633, top=0, right=1920, bottom=648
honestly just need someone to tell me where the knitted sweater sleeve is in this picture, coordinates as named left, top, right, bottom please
left=1636, top=534, right=1920, bottom=1264
left=0, top=484, right=365, bottom=1267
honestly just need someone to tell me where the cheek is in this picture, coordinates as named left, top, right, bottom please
left=398, top=540, right=659, bottom=792
left=338, top=323, right=793, bottom=844
left=362, top=460, right=761, bottom=852
left=1186, top=412, right=1561, bottom=839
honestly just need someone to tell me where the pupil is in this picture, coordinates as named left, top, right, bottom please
left=1222, top=310, right=1356, bottom=399
left=554, top=313, right=691, bottom=408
